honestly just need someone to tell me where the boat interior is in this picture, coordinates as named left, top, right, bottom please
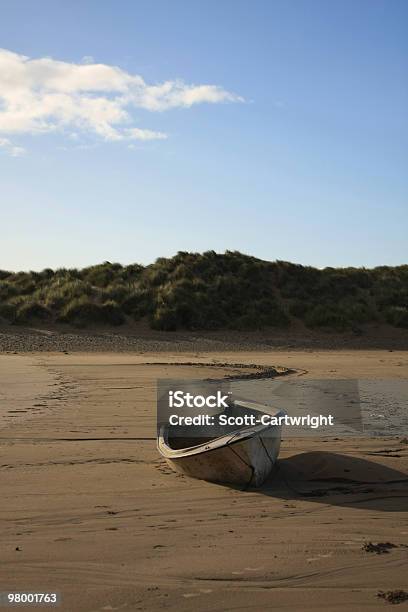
left=164, top=403, right=263, bottom=450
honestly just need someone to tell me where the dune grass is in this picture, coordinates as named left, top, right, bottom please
left=0, top=252, right=407, bottom=331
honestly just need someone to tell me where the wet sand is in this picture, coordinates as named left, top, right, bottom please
left=1, top=351, right=407, bottom=611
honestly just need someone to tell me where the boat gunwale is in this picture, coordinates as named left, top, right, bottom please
left=157, top=406, right=285, bottom=459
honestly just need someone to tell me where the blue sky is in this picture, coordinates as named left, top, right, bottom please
left=0, top=0, right=407, bottom=271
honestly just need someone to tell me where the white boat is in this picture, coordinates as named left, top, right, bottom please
left=157, top=401, right=284, bottom=487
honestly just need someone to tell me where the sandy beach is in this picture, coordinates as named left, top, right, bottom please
left=1, top=349, right=407, bottom=611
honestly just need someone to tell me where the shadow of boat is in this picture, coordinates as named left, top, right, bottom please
left=256, top=451, right=408, bottom=512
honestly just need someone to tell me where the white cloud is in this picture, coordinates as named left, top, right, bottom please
left=126, top=127, right=168, bottom=141
left=0, top=48, right=243, bottom=153
left=81, top=55, right=95, bottom=65
left=0, top=137, right=25, bottom=157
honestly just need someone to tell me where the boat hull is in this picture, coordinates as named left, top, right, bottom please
left=158, top=403, right=284, bottom=487
left=162, top=433, right=281, bottom=487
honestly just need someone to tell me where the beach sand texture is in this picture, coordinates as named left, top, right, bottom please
left=1, top=350, right=407, bottom=611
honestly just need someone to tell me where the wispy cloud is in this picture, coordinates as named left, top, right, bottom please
left=126, top=127, right=168, bottom=141
left=0, top=48, right=243, bottom=153
left=0, top=137, right=25, bottom=157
